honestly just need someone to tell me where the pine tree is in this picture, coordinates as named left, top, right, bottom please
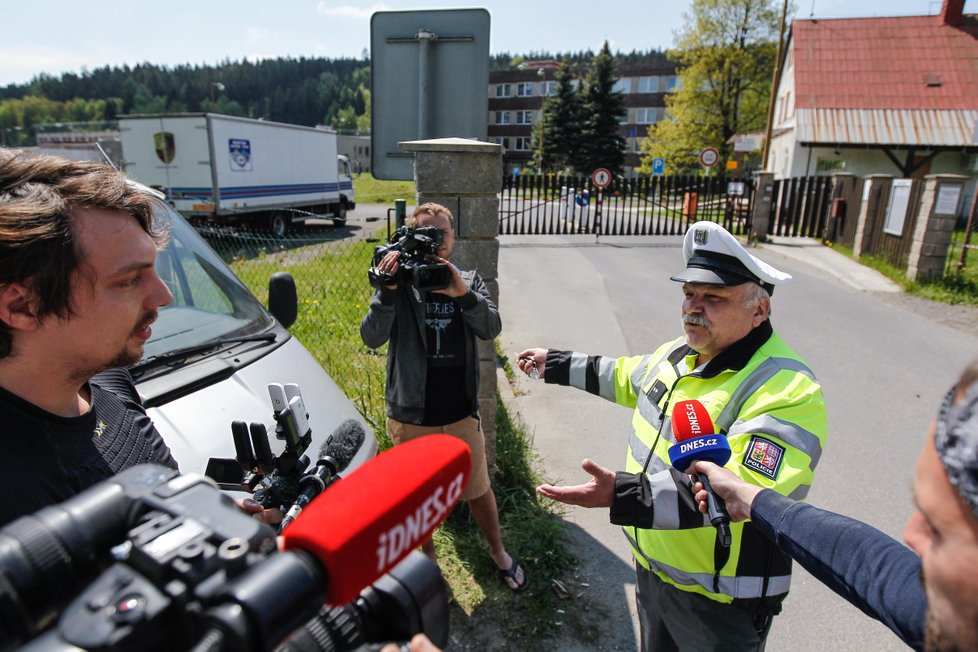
left=576, top=42, right=626, bottom=176
left=532, top=58, right=582, bottom=173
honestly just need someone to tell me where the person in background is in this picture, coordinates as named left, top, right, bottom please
left=360, top=202, right=527, bottom=592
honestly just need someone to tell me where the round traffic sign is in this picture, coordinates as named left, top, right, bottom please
left=592, top=168, right=612, bottom=188
left=699, top=148, right=720, bottom=168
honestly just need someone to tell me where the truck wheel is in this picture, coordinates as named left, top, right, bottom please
left=268, top=214, right=288, bottom=238
left=332, top=202, right=348, bottom=227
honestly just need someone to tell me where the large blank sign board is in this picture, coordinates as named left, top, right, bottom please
left=371, top=8, right=490, bottom=180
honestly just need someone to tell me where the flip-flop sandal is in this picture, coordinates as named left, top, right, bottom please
left=495, top=556, right=529, bottom=592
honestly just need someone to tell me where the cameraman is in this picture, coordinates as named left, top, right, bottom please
left=360, top=203, right=527, bottom=592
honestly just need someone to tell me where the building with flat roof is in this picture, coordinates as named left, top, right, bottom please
left=488, top=57, right=679, bottom=177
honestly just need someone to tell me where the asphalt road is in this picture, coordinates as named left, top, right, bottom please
left=496, top=233, right=978, bottom=651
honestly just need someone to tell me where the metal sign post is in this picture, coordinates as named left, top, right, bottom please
left=592, top=168, right=611, bottom=241
left=371, top=9, right=490, bottom=180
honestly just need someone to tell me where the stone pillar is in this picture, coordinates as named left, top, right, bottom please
left=906, top=174, right=967, bottom=282
left=853, top=175, right=892, bottom=258
left=750, top=172, right=775, bottom=243
left=825, top=172, right=855, bottom=242
left=398, top=137, right=503, bottom=465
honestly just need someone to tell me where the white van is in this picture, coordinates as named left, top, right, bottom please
left=131, top=194, right=376, bottom=479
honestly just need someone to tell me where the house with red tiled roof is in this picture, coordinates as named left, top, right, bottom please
left=768, top=0, right=978, bottom=192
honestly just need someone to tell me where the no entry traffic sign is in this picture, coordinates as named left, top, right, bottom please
left=592, top=168, right=612, bottom=188
left=699, top=148, right=720, bottom=168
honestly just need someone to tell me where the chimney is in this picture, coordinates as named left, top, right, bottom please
left=941, top=0, right=965, bottom=25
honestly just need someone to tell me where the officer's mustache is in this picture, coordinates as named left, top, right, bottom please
left=683, top=313, right=711, bottom=330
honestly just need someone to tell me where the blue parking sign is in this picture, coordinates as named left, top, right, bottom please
left=652, top=158, right=665, bottom=176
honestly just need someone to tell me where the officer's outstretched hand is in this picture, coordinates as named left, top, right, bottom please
left=537, top=459, right=615, bottom=508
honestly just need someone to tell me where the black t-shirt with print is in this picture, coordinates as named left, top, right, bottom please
left=422, top=293, right=472, bottom=425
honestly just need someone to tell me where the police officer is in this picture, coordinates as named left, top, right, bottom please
left=518, top=221, right=827, bottom=651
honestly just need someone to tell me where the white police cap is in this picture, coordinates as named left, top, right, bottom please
left=670, top=221, right=791, bottom=295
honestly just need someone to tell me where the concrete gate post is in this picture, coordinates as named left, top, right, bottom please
left=907, top=174, right=968, bottom=282
left=398, top=137, right=503, bottom=465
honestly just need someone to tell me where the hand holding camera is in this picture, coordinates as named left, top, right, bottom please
left=368, top=226, right=452, bottom=293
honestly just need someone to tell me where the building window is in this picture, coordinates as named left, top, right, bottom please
left=516, top=110, right=534, bottom=125
left=494, top=137, right=511, bottom=149
left=514, top=137, right=531, bottom=151
left=495, top=111, right=511, bottom=125
left=495, top=83, right=511, bottom=98
left=612, top=78, right=631, bottom=94
left=665, top=75, right=679, bottom=91
left=635, top=108, right=658, bottom=124
left=638, top=76, right=660, bottom=93
left=543, top=81, right=558, bottom=96
left=517, top=82, right=534, bottom=97
left=618, top=111, right=629, bottom=125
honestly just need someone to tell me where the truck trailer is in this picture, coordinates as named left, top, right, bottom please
left=119, top=113, right=355, bottom=235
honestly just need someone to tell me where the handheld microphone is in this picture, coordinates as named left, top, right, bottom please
left=283, top=433, right=471, bottom=606
left=280, top=419, right=368, bottom=531
left=668, top=400, right=732, bottom=547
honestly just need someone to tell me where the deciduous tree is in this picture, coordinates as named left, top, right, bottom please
left=640, top=0, right=782, bottom=173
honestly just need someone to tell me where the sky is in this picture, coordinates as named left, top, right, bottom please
left=1, top=0, right=974, bottom=86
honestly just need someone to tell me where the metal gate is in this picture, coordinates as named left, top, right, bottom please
left=767, top=176, right=834, bottom=239
left=498, top=174, right=753, bottom=237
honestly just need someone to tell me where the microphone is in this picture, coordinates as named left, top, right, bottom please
left=668, top=400, right=732, bottom=547
left=280, top=419, right=368, bottom=531
left=283, top=433, right=471, bottom=605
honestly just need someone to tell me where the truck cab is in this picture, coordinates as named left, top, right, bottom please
left=335, top=154, right=356, bottom=226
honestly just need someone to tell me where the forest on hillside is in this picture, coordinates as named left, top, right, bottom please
left=0, top=49, right=668, bottom=146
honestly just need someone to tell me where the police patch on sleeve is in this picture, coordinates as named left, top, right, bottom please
left=743, top=436, right=785, bottom=480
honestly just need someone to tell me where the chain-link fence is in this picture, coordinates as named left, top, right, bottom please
left=198, top=225, right=391, bottom=442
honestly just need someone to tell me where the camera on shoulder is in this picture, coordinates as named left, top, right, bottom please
left=368, top=225, right=451, bottom=293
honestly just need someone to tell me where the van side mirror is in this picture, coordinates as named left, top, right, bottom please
left=268, top=272, right=298, bottom=328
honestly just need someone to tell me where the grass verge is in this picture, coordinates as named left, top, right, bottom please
left=354, top=172, right=417, bottom=205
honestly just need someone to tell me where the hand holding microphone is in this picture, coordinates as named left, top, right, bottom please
left=687, top=461, right=763, bottom=523
left=668, top=399, right=733, bottom=547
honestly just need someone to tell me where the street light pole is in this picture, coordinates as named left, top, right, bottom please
left=210, top=82, right=226, bottom=107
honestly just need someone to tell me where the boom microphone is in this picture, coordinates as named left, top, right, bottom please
left=280, top=419, right=368, bottom=531
left=669, top=399, right=732, bottom=547
left=283, top=433, right=471, bottom=606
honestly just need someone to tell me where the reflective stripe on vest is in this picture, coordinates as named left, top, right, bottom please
left=624, top=528, right=792, bottom=599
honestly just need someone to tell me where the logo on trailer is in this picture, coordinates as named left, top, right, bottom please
left=229, top=138, right=252, bottom=172
left=743, top=436, right=785, bottom=480
left=153, top=132, right=175, bottom=164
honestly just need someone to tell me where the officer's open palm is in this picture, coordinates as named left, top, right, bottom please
left=537, top=459, right=615, bottom=508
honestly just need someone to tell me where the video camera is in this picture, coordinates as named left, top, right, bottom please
left=0, top=464, right=449, bottom=652
left=205, top=383, right=366, bottom=532
left=368, top=225, right=451, bottom=293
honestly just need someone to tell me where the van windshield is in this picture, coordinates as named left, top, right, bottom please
left=141, top=202, right=275, bottom=362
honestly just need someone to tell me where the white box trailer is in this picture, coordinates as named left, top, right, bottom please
left=119, top=113, right=355, bottom=235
